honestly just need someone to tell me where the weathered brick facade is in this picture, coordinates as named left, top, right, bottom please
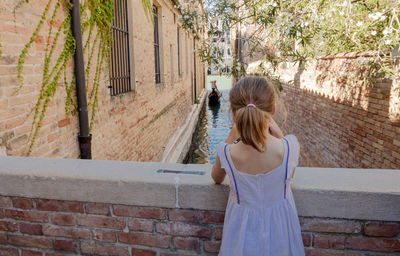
left=0, top=0, right=206, bottom=161
left=274, top=52, right=400, bottom=169
left=0, top=195, right=399, bottom=255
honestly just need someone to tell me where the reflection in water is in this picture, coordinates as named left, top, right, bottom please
left=184, top=90, right=232, bottom=164
left=209, top=104, right=219, bottom=128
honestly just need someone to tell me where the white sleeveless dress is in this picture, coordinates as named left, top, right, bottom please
left=216, top=135, right=305, bottom=256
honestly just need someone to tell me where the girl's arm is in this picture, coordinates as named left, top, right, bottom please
left=212, top=155, right=226, bottom=184
left=212, top=124, right=239, bottom=184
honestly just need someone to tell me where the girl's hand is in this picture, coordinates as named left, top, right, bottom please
left=269, top=118, right=284, bottom=139
left=225, top=124, right=240, bottom=144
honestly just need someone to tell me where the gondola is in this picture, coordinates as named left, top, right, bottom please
left=208, top=89, right=221, bottom=105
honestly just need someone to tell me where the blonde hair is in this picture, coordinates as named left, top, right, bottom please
left=229, top=77, right=277, bottom=152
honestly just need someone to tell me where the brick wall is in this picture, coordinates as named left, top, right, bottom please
left=274, top=52, right=400, bottom=168
left=0, top=196, right=223, bottom=255
left=0, top=195, right=399, bottom=255
left=0, top=0, right=206, bottom=161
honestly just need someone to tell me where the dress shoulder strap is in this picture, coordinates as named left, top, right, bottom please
left=284, top=135, right=300, bottom=177
left=215, top=142, right=240, bottom=204
left=282, top=137, right=290, bottom=199
left=282, top=135, right=300, bottom=199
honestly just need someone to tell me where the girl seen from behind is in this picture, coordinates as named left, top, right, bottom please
left=212, top=77, right=305, bottom=256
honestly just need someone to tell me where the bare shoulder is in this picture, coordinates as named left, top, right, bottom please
left=284, top=134, right=300, bottom=150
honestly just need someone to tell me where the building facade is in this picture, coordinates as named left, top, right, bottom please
left=209, top=20, right=232, bottom=75
left=0, top=0, right=206, bottom=161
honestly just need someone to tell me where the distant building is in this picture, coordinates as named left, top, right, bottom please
left=209, top=20, right=233, bottom=75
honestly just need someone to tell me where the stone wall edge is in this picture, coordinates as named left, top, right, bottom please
left=0, top=156, right=399, bottom=221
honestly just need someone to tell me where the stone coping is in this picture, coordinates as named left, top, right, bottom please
left=161, top=89, right=207, bottom=163
left=0, top=156, right=399, bottom=221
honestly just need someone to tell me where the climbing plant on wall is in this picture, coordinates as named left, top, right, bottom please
left=13, top=0, right=150, bottom=155
left=15, top=0, right=114, bottom=154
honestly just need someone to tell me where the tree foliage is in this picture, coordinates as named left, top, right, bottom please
left=178, top=0, right=400, bottom=80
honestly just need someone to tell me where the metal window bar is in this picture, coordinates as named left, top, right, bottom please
left=177, top=27, right=181, bottom=76
left=154, top=5, right=161, bottom=84
left=109, top=0, right=131, bottom=96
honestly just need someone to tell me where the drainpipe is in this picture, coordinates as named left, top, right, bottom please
left=70, top=0, right=92, bottom=159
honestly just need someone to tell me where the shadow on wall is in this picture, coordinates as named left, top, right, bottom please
left=275, top=57, right=400, bottom=169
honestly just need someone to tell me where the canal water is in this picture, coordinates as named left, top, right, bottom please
left=184, top=75, right=233, bottom=164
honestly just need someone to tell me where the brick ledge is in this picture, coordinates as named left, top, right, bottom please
left=0, top=156, right=399, bottom=221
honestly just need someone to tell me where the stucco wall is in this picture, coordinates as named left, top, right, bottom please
left=0, top=0, right=206, bottom=161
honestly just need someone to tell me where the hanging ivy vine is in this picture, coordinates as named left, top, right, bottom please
left=14, top=0, right=114, bottom=155
left=11, top=0, right=152, bottom=155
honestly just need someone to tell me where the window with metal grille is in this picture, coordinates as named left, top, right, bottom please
left=109, top=0, right=131, bottom=96
left=154, top=5, right=161, bottom=84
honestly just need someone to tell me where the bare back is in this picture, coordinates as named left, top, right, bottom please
left=229, top=134, right=285, bottom=176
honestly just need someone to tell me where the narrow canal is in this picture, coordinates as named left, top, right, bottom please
left=184, top=76, right=233, bottom=164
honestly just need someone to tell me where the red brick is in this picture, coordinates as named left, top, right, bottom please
left=85, top=203, right=110, bottom=216
left=5, top=209, right=48, bottom=223
left=20, top=223, right=43, bottom=235
left=54, top=239, right=75, bottom=252
left=364, top=222, right=400, bottom=237
left=45, top=253, right=66, bottom=256
left=314, top=234, right=345, bottom=249
left=168, top=209, right=196, bottom=222
left=215, top=226, right=223, bottom=240
left=300, top=218, right=361, bottom=233
left=92, top=229, right=116, bottom=242
left=156, top=222, right=212, bottom=238
left=47, top=133, right=58, bottom=143
left=113, top=205, right=166, bottom=219
left=51, top=214, right=74, bottom=226
left=21, top=250, right=42, bottom=256
left=77, top=215, right=125, bottom=230
left=347, top=237, right=400, bottom=252
left=160, top=253, right=198, bottom=256
left=12, top=198, right=34, bottom=209
left=47, top=18, right=62, bottom=28
left=0, top=247, right=18, bottom=256
left=42, top=224, right=90, bottom=239
left=118, top=232, right=170, bottom=248
left=128, top=218, right=153, bottom=232
left=131, top=248, right=157, bottom=256
left=8, top=234, right=52, bottom=249
left=36, top=199, right=83, bottom=213
left=0, top=220, right=18, bottom=232
left=173, top=237, right=200, bottom=250
left=0, top=197, right=12, bottom=207
left=204, top=241, right=221, bottom=253
left=198, top=211, right=225, bottom=224
left=5, top=117, right=25, bottom=129
left=305, top=248, right=363, bottom=256
left=80, top=242, right=129, bottom=256
left=302, top=233, right=312, bottom=247
left=0, top=233, right=6, bottom=244
left=57, top=118, right=70, bottom=128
